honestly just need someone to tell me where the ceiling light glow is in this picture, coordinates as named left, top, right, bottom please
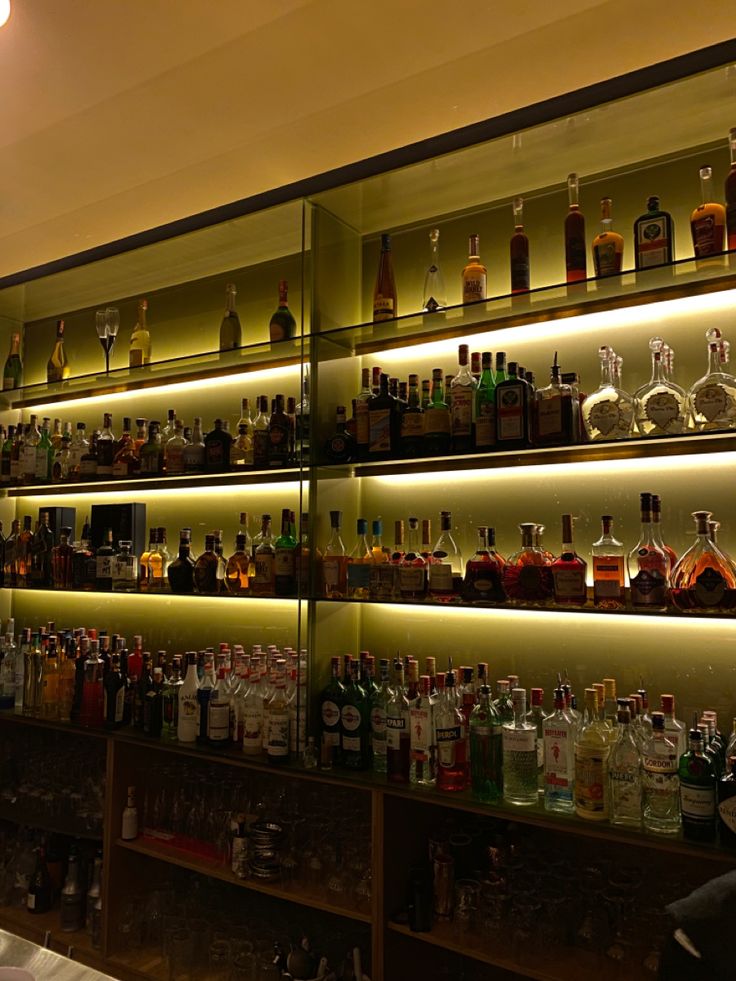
left=0, top=1, right=10, bottom=28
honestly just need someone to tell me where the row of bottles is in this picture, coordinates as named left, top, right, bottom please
left=318, top=498, right=736, bottom=615
left=1, top=388, right=310, bottom=486
left=0, top=623, right=307, bottom=765
left=2, top=281, right=299, bottom=390
left=318, top=655, right=736, bottom=846
left=373, top=142, right=736, bottom=321
left=326, top=328, right=736, bottom=465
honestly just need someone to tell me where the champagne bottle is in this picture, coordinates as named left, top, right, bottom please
left=129, top=298, right=152, bottom=367
left=219, top=283, right=242, bottom=351
left=3, top=332, right=22, bottom=390
left=269, top=280, right=297, bottom=342
left=47, top=320, right=70, bottom=383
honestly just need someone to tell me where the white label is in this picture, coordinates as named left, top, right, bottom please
left=323, top=558, right=341, bottom=588
left=543, top=727, right=573, bottom=786
left=26, top=894, right=35, bottom=910
left=371, top=706, right=387, bottom=735
left=369, top=408, right=392, bottom=453
left=680, top=784, right=715, bottom=818
left=96, top=555, right=113, bottom=579
left=23, top=446, right=37, bottom=475
left=321, top=699, right=340, bottom=728
left=121, top=808, right=138, bottom=840
left=242, top=707, right=263, bottom=750
left=341, top=704, right=361, bottom=732
left=450, top=387, right=473, bottom=437
left=436, top=725, right=461, bottom=766
left=166, top=447, right=185, bottom=475
left=274, top=549, right=295, bottom=577
left=178, top=691, right=199, bottom=740
left=343, top=735, right=361, bottom=751
left=718, top=796, right=736, bottom=833
left=268, top=712, right=289, bottom=756
left=502, top=728, right=536, bottom=753
left=537, top=396, right=563, bottom=437
left=645, top=392, right=680, bottom=429
left=386, top=714, right=405, bottom=750
left=35, top=449, right=49, bottom=480
left=208, top=700, right=230, bottom=741
left=428, top=563, right=454, bottom=591
left=410, top=707, right=431, bottom=755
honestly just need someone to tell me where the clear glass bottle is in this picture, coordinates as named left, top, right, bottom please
left=450, top=344, right=478, bottom=454
left=591, top=515, right=626, bottom=609
left=346, top=518, right=372, bottom=599
left=129, top=298, right=151, bottom=367
left=628, top=492, right=670, bottom=610
left=641, top=710, right=681, bottom=835
left=689, top=330, right=736, bottom=431
left=219, top=283, right=242, bottom=350
left=574, top=687, right=611, bottom=821
left=670, top=510, right=736, bottom=614
left=543, top=686, right=576, bottom=813
left=182, top=416, right=206, bottom=473
left=322, top=510, right=347, bottom=599
left=633, top=338, right=688, bottom=436
left=502, top=688, right=537, bottom=805
left=422, top=228, right=447, bottom=312
left=609, top=701, right=643, bottom=827
left=533, top=355, right=577, bottom=446
left=434, top=665, right=467, bottom=792
left=428, top=510, right=463, bottom=603
left=592, top=196, right=624, bottom=276
left=111, top=541, right=138, bottom=593
left=582, top=345, right=634, bottom=440
left=409, top=674, right=435, bottom=786
left=398, top=517, right=427, bottom=601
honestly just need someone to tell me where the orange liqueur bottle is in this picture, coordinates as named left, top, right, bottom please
left=592, top=198, right=624, bottom=277
left=690, top=165, right=726, bottom=259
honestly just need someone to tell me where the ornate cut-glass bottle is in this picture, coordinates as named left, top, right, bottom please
left=509, top=197, right=530, bottom=294
left=633, top=337, right=688, bottom=436
left=582, top=345, right=634, bottom=440
left=670, top=510, right=736, bottom=614
left=422, top=228, right=447, bottom=312
left=689, top=329, right=736, bottom=431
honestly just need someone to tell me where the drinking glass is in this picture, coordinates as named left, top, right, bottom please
left=96, top=306, right=120, bottom=374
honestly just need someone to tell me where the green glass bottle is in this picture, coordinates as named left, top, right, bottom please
left=679, top=718, right=717, bottom=843
left=341, top=661, right=372, bottom=770
left=268, top=280, right=297, bottom=342
left=469, top=682, right=503, bottom=801
left=3, top=333, right=23, bottom=391
left=423, top=368, right=451, bottom=456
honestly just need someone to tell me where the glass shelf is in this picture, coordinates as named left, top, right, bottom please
left=314, top=253, right=736, bottom=358
left=3, top=587, right=301, bottom=602
left=7, top=466, right=302, bottom=497
left=4, top=335, right=306, bottom=410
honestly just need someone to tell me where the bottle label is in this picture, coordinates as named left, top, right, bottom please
left=423, top=406, right=451, bottom=436
left=436, top=725, right=461, bottom=766
left=96, top=555, right=113, bottom=579
left=511, top=257, right=530, bottom=290
left=497, top=384, right=525, bottom=440
left=428, top=563, right=454, bottom=592
left=399, top=565, right=425, bottom=593
left=566, top=236, right=586, bottom=273
left=631, top=568, right=667, bottom=605
left=502, top=728, right=535, bottom=753
left=208, top=700, right=230, bottom=742
left=692, top=212, right=722, bottom=257
left=267, top=711, right=289, bottom=756
left=368, top=408, right=392, bottom=454
left=274, top=548, right=295, bottom=578
left=268, top=421, right=290, bottom=461
left=115, top=686, right=125, bottom=723
left=588, top=399, right=621, bottom=436
left=242, top=706, right=263, bottom=750
left=537, top=396, right=562, bottom=438
left=400, top=412, right=424, bottom=439
left=112, top=557, right=135, bottom=581
left=323, top=557, right=342, bottom=589
left=718, top=796, right=736, bottom=834
left=166, top=447, right=185, bottom=475
left=370, top=563, right=396, bottom=600
left=129, top=349, right=145, bottom=368
left=373, top=295, right=395, bottom=320
left=594, top=240, right=621, bottom=276
left=35, top=448, right=49, bottom=480
left=645, top=392, right=680, bottom=430
left=694, top=384, right=729, bottom=422
left=552, top=567, right=586, bottom=599
left=356, top=401, right=370, bottom=445
left=79, top=458, right=98, bottom=476
left=341, top=704, right=361, bottom=732
left=680, top=784, right=715, bottom=819
left=592, top=557, right=624, bottom=598
left=462, top=274, right=486, bottom=303
left=475, top=402, right=495, bottom=448
left=450, top=387, right=473, bottom=437
left=321, top=699, right=340, bottom=728
left=636, top=218, right=670, bottom=267
left=371, top=705, right=387, bottom=736
left=543, top=728, right=573, bottom=786
left=409, top=707, right=431, bottom=757
left=347, top=562, right=371, bottom=591
left=694, top=567, right=728, bottom=606
left=112, top=460, right=130, bottom=478
left=575, top=745, right=609, bottom=815
left=178, top=692, right=199, bottom=737
left=253, top=553, right=274, bottom=585
left=23, top=446, right=37, bottom=475
left=253, top=431, right=269, bottom=466
left=386, top=714, right=406, bottom=750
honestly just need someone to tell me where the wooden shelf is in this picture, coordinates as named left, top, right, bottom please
left=7, top=466, right=302, bottom=496
left=0, top=710, right=108, bottom=739
left=115, top=836, right=373, bottom=924
left=388, top=920, right=612, bottom=981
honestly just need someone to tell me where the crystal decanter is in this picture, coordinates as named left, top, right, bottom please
left=689, top=329, right=736, bottom=431
left=582, top=346, right=634, bottom=440
left=632, top=337, right=688, bottom=436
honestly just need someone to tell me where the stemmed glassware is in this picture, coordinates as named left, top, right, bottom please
left=96, top=307, right=120, bottom=374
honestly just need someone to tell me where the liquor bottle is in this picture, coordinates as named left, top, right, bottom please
left=80, top=641, right=104, bottom=728
left=228, top=421, right=253, bottom=469
left=690, top=164, right=726, bottom=259
left=166, top=529, right=194, bottom=593
left=47, top=319, right=70, bottom=382
left=550, top=514, right=587, bottom=607
left=59, top=853, right=85, bottom=932
left=27, top=843, right=53, bottom=914
left=207, top=658, right=231, bottom=748
left=502, top=522, right=553, bottom=606
left=249, top=515, right=274, bottom=597
left=642, top=712, right=680, bottom=835
left=526, top=687, right=546, bottom=796
left=93, top=413, right=115, bottom=479
left=591, top=197, right=624, bottom=276
left=177, top=651, right=200, bottom=743
left=192, top=534, right=219, bottom=594
left=462, top=527, right=505, bottom=604
left=103, top=653, right=125, bottom=728
left=129, top=298, right=151, bottom=367
left=343, top=518, right=370, bottom=599
left=22, top=415, right=40, bottom=483
left=651, top=494, right=678, bottom=569
left=670, top=510, right=736, bottom=614
left=398, top=517, right=427, bottom=601
left=474, top=352, right=496, bottom=452
left=383, top=660, right=409, bottom=783
left=725, top=127, right=736, bottom=251
left=718, top=754, right=736, bottom=846
left=67, top=423, right=88, bottom=482
left=467, top=679, right=502, bottom=802
left=591, top=515, right=626, bottom=609
left=532, top=354, right=577, bottom=446
left=395, top=373, right=422, bottom=459
left=349, top=368, right=371, bottom=462
left=501, top=688, right=537, bottom=805
left=224, top=531, right=250, bottom=595
left=423, top=368, right=452, bottom=456
left=319, top=656, right=344, bottom=769
left=410, top=675, right=435, bottom=786
left=543, top=686, right=576, bottom=812
left=634, top=196, right=675, bottom=270
left=462, top=234, right=487, bottom=303
left=689, top=331, right=736, bottom=431
left=112, top=417, right=137, bottom=477
left=274, top=508, right=297, bottom=597
left=422, top=228, right=447, bottom=312
left=95, top=529, right=117, bottom=592
left=367, top=373, right=400, bottom=460
left=110, top=540, right=137, bottom=593
left=340, top=661, right=371, bottom=770
left=269, top=280, right=297, bottom=342
left=449, top=344, right=477, bottom=454
left=373, top=233, right=397, bottom=322
left=564, top=172, right=587, bottom=283
left=633, top=339, right=688, bottom=436
left=219, top=283, right=242, bottom=350
left=427, top=511, right=463, bottom=602
left=324, top=406, right=355, bottom=463
left=582, top=345, right=634, bottom=440
left=323, top=510, right=347, bottom=599
left=161, top=657, right=183, bottom=741
left=369, top=658, right=391, bottom=773
left=1, top=424, right=14, bottom=486
left=163, top=420, right=187, bottom=476
left=660, top=693, right=687, bottom=759
left=628, top=492, right=669, bottom=610
left=41, top=636, right=59, bottom=720
left=509, top=196, right=530, bottom=293
left=266, top=660, right=289, bottom=765
left=609, top=701, right=643, bottom=827
left=268, top=394, right=290, bottom=467
left=181, top=416, right=206, bottom=473
left=3, top=332, right=22, bottom=390
left=679, top=719, right=717, bottom=843
left=494, top=361, right=530, bottom=449
left=435, top=664, right=467, bottom=791
left=204, top=419, right=233, bottom=472
left=248, top=396, right=268, bottom=468
left=574, top=687, right=611, bottom=821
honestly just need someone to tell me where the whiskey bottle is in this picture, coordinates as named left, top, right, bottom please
left=591, top=515, right=626, bottom=609
left=204, top=419, right=233, bottom=472
left=219, top=283, right=242, bottom=350
left=95, top=529, right=118, bottom=592
left=129, top=299, right=151, bottom=367
left=112, top=418, right=137, bottom=477
left=47, top=320, right=70, bottom=383
left=462, top=234, right=487, bottom=303
left=269, top=280, right=297, bottom=342
left=111, top=541, right=138, bottom=593
left=628, top=492, right=669, bottom=610
left=592, top=197, right=624, bottom=276
left=450, top=344, right=477, bottom=454
left=564, top=173, right=587, bottom=283
left=3, top=332, right=22, bottom=390
left=690, top=164, right=726, bottom=259
left=274, top=508, right=297, bottom=597
left=164, top=420, right=187, bottom=475
left=96, top=414, right=116, bottom=479
left=495, top=361, right=530, bottom=449
left=103, top=654, right=125, bottom=729
left=367, top=373, right=400, bottom=460
left=551, top=514, right=587, bottom=607
left=509, top=196, right=530, bottom=293
left=373, top=234, right=397, bottom=322
left=726, top=127, right=736, bottom=251
left=634, top=196, right=674, bottom=270
left=268, top=395, right=291, bottom=467
left=422, top=228, right=447, bottom=312
left=251, top=515, right=275, bottom=597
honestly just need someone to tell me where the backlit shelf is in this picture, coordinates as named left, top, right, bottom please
left=3, top=586, right=302, bottom=603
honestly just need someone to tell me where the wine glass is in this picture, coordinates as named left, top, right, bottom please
left=96, top=306, right=119, bottom=374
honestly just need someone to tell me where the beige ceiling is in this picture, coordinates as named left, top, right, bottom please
left=0, top=0, right=733, bottom=277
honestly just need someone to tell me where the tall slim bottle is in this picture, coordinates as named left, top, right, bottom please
left=509, top=197, right=530, bottom=293
left=177, top=651, right=200, bottom=743
left=726, top=128, right=736, bottom=251
left=691, top=165, right=726, bottom=260
left=564, top=173, right=586, bottom=283
left=129, top=298, right=152, bottom=367
left=47, top=320, right=70, bottom=383
left=469, top=681, right=503, bottom=801
left=373, top=234, right=397, bottom=322
left=422, top=228, right=447, bottom=312
left=219, top=283, right=242, bottom=350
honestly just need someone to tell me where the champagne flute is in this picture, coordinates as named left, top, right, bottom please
left=96, top=307, right=120, bottom=374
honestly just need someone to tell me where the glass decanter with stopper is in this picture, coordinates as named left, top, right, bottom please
left=688, top=328, right=736, bottom=431
left=502, top=522, right=553, bottom=606
left=422, top=228, right=447, bottom=312
left=670, top=510, right=736, bottom=614
left=633, top=337, right=688, bottom=436
left=582, top=346, right=634, bottom=440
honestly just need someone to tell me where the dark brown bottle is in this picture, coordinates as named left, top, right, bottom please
left=204, top=419, right=232, bottom=472
left=564, top=173, right=587, bottom=283
left=495, top=361, right=530, bottom=449
left=367, top=373, right=400, bottom=461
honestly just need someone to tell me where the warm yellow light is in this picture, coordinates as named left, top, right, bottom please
left=0, top=1, right=10, bottom=28
left=17, top=479, right=304, bottom=502
left=9, top=588, right=299, bottom=608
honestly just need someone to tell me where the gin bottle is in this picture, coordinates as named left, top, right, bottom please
left=642, top=711, right=680, bottom=835
left=609, top=701, right=643, bottom=827
left=410, top=675, right=435, bottom=786
left=633, top=338, right=688, bottom=436
left=470, top=681, right=503, bottom=802
left=575, top=687, right=611, bottom=821
left=386, top=660, right=410, bottom=783
left=502, top=688, right=537, bottom=805
left=422, top=228, right=447, bottom=312
left=679, top=720, right=717, bottom=843
left=371, top=659, right=391, bottom=772
left=543, top=686, right=576, bottom=813
left=581, top=345, right=634, bottom=440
